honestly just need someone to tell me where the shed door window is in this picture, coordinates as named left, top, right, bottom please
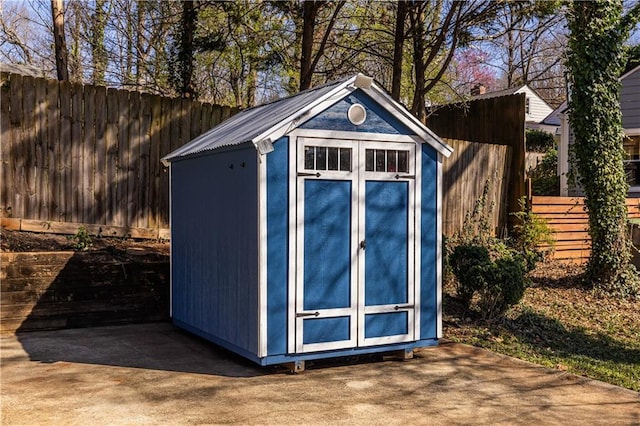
left=364, top=149, right=409, bottom=173
left=304, top=146, right=352, bottom=171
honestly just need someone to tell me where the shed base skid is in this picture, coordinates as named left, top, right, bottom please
left=174, top=320, right=438, bottom=368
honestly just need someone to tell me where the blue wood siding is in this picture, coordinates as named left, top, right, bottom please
left=303, top=179, right=353, bottom=310
left=365, top=312, right=408, bottom=338
left=300, top=90, right=408, bottom=134
left=420, top=144, right=438, bottom=340
left=303, top=317, right=351, bottom=344
left=266, top=137, right=289, bottom=356
left=171, top=145, right=259, bottom=354
left=364, top=181, right=409, bottom=306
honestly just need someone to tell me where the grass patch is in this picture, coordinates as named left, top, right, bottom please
left=444, top=261, right=640, bottom=391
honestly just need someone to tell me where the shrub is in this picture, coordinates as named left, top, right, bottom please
left=510, top=198, right=555, bottom=270
left=526, top=129, right=555, bottom=153
left=446, top=184, right=532, bottom=319
left=68, top=226, right=93, bottom=251
left=449, top=244, right=490, bottom=309
left=529, top=149, right=559, bottom=196
left=449, top=245, right=529, bottom=319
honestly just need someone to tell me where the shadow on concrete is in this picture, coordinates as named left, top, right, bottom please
left=14, top=322, right=275, bottom=378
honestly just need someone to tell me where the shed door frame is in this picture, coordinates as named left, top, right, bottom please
left=287, top=130, right=423, bottom=354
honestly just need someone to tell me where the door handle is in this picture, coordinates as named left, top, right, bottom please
left=359, top=240, right=366, bottom=250
left=296, top=311, right=320, bottom=318
left=394, top=304, right=414, bottom=311
left=298, top=172, right=321, bottom=177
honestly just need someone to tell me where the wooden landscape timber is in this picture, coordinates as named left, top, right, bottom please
left=0, top=250, right=170, bottom=334
left=1, top=217, right=170, bottom=240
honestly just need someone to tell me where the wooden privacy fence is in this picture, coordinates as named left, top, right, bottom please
left=442, top=138, right=512, bottom=237
left=0, top=72, right=238, bottom=235
left=531, top=196, right=640, bottom=263
left=1, top=73, right=514, bottom=239
left=428, top=93, right=526, bottom=231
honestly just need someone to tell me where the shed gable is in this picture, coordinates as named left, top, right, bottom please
left=300, top=90, right=411, bottom=135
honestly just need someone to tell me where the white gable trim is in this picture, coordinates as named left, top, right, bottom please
left=362, top=83, right=453, bottom=158
left=250, top=76, right=359, bottom=149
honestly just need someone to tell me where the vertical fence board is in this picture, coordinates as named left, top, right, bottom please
left=127, top=91, right=141, bottom=228
left=201, top=103, right=212, bottom=133
left=59, top=81, right=72, bottom=222
left=22, top=76, right=37, bottom=219
left=70, top=83, right=83, bottom=223
left=82, top=85, right=96, bottom=224
left=211, top=104, right=222, bottom=127
left=180, top=98, right=191, bottom=149
left=46, top=80, right=60, bottom=221
left=137, top=93, right=152, bottom=228
left=1, top=74, right=12, bottom=217
left=169, top=98, right=182, bottom=151
left=105, top=88, right=119, bottom=225
left=94, top=86, right=107, bottom=224
left=148, top=95, right=162, bottom=229
left=34, top=78, right=48, bottom=220
left=159, top=98, right=173, bottom=228
left=116, top=89, right=129, bottom=227
left=9, top=74, right=24, bottom=219
left=190, top=101, right=202, bottom=139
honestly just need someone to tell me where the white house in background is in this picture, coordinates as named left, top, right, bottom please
left=556, top=64, right=640, bottom=197
left=470, top=84, right=557, bottom=133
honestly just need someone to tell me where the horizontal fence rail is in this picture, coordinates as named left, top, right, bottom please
left=531, top=196, right=640, bottom=263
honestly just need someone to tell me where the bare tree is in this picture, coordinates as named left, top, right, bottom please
left=51, top=0, right=69, bottom=80
left=299, top=0, right=346, bottom=91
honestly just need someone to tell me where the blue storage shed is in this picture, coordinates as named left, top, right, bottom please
left=162, top=74, right=453, bottom=370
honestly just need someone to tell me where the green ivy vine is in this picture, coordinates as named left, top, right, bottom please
left=566, top=1, right=640, bottom=295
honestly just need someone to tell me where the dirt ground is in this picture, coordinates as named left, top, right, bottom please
left=1, top=228, right=169, bottom=256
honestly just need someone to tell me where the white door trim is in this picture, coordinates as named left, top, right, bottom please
left=287, top=133, right=422, bottom=353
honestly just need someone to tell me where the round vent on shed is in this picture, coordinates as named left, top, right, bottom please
left=347, top=103, right=367, bottom=125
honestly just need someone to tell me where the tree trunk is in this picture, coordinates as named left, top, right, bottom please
left=178, top=0, right=197, bottom=98
left=391, top=1, right=408, bottom=101
left=410, top=6, right=426, bottom=121
left=51, top=0, right=69, bottom=81
left=135, top=1, right=145, bottom=86
left=90, top=0, right=108, bottom=85
left=299, top=1, right=319, bottom=91
left=567, top=1, right=640, bottom=292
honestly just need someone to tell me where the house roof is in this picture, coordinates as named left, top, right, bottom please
left=0, top=62, right=46, bottom=78
left=162, top=74, right=452, bottom=164
left=542, top=101, right=567, bottom=126
left=470, top=84, right=552, bottom=109
left=620, top=64, right=640, bottom=81
left=469, top=85, right=523, bottom=101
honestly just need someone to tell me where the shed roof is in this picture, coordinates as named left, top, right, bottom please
left=163, top=74, right=452, bottom=164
